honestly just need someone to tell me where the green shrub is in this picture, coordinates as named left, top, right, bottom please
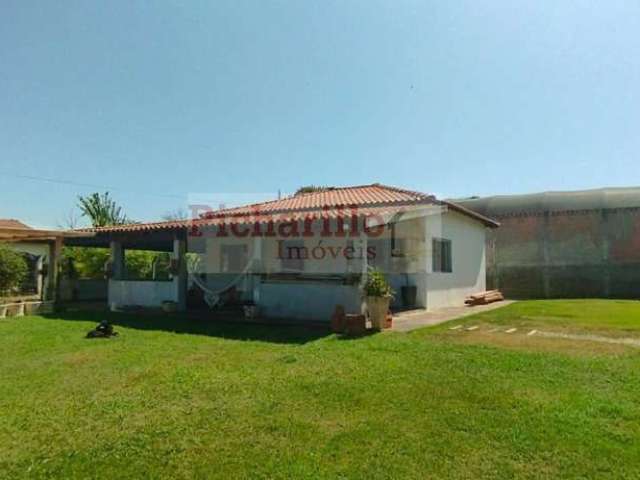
left=61, top=247, right=110, bottom=279
left=363, top=268, right=394, bottom=298
left=61, top=247, right=171, bottom=280
left=0, top=244, right=28, bottom=295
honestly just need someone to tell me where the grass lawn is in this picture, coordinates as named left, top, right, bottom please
left=440, top=299, right=640, bottom=333
left=2, top=300, right=640, bottom=479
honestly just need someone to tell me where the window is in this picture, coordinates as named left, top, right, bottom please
left=432, top=238, right=452, bottom=273
left=280, top=240, right=306, bottom=272
left=220, top=244, right=248, bottom=273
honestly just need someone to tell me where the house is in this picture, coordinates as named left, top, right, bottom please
left=66, top=184, right=498, bottom=321
left=456, top=186, right=640, bottom=299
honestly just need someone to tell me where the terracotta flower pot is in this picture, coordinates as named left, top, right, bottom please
left=367, top=296, right=391, bottom=331
left=345, top=314, right=366, bottom=336
left=161, top=301, right=178, bottom=313
left=385, top=311, right=393, bottom=329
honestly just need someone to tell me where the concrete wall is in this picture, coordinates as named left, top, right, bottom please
left=59, top=278, right=108, bottom=301
left=258, top=282, right=361, bottom=322
left=485, top=208, right=640, bottom=299
left=108, top=280, right=177, bottom=308
left=424, top=211, right=487, bottom=309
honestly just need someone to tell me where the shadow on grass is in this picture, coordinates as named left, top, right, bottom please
left=41, top=309, right=331, bottom=345
left=335, top=330, right=378, bottom=341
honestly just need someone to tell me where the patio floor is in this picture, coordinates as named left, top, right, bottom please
left=392, top=300, right=515, bottom=332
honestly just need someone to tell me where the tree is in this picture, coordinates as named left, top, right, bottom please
left=77, top=192, right=130, bottom=227
left=61, top=247, right=110, bottom=279
left=0, top=244, right=28, bottom=295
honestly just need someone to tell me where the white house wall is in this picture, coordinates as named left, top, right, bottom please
left=425, top=210, right=487, bottom=310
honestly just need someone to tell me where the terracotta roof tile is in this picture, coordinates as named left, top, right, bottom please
left=79, top=184, right=498, bottom=234
left=208, top=184, right=434, bottom=216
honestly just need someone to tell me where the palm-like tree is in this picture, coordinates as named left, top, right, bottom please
left=77, top=192, right=130, bottom=227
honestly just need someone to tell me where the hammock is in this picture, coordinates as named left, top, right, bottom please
left=188, top=256, right=256, bottom=308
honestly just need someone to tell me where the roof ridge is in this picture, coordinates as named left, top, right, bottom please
left=372, top=183, right=434, bottom=199
left=209, top=183, right=418, bottom=216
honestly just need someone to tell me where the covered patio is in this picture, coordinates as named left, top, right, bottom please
left=65, top=227, right=188, bottom=311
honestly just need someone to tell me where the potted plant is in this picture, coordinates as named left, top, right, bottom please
left=161, top=300, right=178, bottom=313
left=364, top=269, right=394, bottom=331
left=243, top=301, right=259, bottom=319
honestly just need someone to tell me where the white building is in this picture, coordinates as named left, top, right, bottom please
left=68, top=184, right=498, bottom=322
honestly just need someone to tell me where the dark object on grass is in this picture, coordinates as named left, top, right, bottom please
left=86, top=320, right=119, bottom=339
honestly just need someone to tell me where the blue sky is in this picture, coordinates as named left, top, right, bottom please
left=1, top=1, right=638, bottom=228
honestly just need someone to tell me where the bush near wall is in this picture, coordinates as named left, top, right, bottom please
left=61, top=247, right=170, bottom=280
left=0, top=243, right=28, bottom=296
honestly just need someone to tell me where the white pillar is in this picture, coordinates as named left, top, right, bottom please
left=47, top=237, right=62, bottom=302
left=173, top=237, right=187, bottom=311
left=36, top=255, right=44, bottom=300
left=108, top=240, right=124, bottom=311
left=110, top=240, right=124, bottom=280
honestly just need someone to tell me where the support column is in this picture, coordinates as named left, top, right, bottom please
left=47, top=237, right=63, bottom=302
left=173, top=236, right=187, bottom=311
left=108, top=240, right=124, bottom=311
left=36, top=255, right=44, bottom=300
left=110, top=240, right=124, bottom=280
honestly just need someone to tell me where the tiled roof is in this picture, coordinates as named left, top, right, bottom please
left=214, top=184, right=434, bottom=215
left=78, top=184, right=498, bottom=234
left=0, top=219, right=32, bottom=230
